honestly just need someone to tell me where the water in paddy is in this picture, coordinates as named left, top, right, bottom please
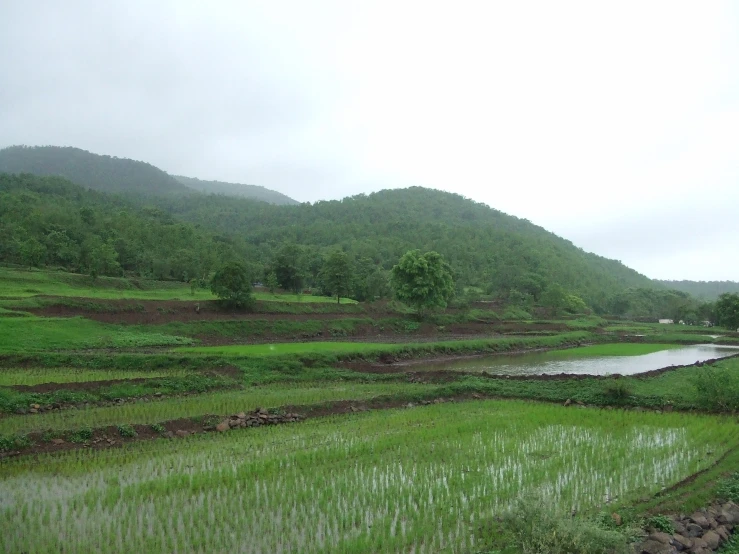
left=416, top=344, right=739, bottom=376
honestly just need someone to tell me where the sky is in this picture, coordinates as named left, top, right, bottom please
left=1, top=1, right=738, bottom=281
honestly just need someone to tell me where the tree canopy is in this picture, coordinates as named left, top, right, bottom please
left=715, top=293, right=739, bottom=330
left=391, top=250, right=454, bottom=314
left=210, top=262, right=254, bottom=309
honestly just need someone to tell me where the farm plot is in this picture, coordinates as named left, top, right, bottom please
left=1, top=400, right=735, bottom=554
left=0, top=382, right=434, bottom=435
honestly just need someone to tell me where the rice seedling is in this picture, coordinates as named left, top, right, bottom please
left=1, top=400, right=735, bottom=554
left=0, top=382, right=434, bottom=435
left=0, top=367, right=193, bottom=386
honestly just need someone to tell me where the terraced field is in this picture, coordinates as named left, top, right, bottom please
left=2, top=268, right=739, bottom=553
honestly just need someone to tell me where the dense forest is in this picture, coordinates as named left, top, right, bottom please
left=657, top=280, right=739, bottom=301
left=173, top=175, right=298, bottom=205
left=0, top=171, right=662, bottom=312
left=149, top=187, right=656, bottom=311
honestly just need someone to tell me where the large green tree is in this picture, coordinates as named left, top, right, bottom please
left=390, top=250, right=454, bottom=315
left=272, top=244, right=306, bottom=294
left=715, top=293, right=739, bottom=330
left=210, top=262, right=255, bottom=309
left=320, top=250, right=353, bottom=304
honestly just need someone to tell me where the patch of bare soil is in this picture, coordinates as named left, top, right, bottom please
left=27, top=297, right=374, bottom=324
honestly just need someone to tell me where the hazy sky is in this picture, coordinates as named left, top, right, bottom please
left=1, top=1, right=738, bottom=281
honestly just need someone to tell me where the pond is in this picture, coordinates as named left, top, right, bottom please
left=414, top=344, right=739, bottom=376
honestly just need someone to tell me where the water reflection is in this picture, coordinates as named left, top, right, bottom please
left=416, top=344, right=739, bottom=376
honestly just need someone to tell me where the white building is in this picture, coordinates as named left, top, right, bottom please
left=658, top=319, right=674, bottom=324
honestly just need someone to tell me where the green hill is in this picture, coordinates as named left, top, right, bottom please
left=0, top=145, right=187, bottom=196
left=173, top=175, right=298, bottom=205
left=657, top=280, right=739, bottom=301
left=155, top=186, right=656, bottom=310
left=0, top=151, right=660, bottom=312
left=0, top=146, right=297, bottom=205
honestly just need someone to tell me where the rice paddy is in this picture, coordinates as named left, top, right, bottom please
left=2, top=400, right=735, bottom=554
left=2, top=267, right=738, bottom=553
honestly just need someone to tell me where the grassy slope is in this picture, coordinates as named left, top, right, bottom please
left=0, top=267, right=355, bottom=303
left=0, top=316, right=192, bottom=352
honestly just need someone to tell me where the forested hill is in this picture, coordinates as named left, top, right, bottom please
left=154, top=187, right=656, bottom=311
left=173, top=175, right=298, bottom=205
left=0, top=171, right=657, bottom=311
left=657, top=280, right=739, bottom=301
left=0, top=146, right=296, bottom=204
left=0, top=146, right=186, bottom=196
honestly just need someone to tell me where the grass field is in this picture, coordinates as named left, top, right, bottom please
left=175, top=332, right=594, bottom=358
left=2, top=400, right=735, bottom=554
left=546, top=343, right=675, bottom=357
left=0, top=366, right=194, bottom=386
left=0, top=316, right=192, bottom=352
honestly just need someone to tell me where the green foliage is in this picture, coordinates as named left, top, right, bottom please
left=480, top=496, right=632, bottom=554
left=645, top=514, right=675, bottom=534
left=658, top=279, right=739, bottom=302
left=716, top=293, right=739, bottom=330
left=67, top=426, right=93, bottom=443
left=172, top=174, right=297, bottom=205
left=609, top=287, right=714, bottom=323
left=0, top=433, right=31, bottom=451
left=210, top=262, right=255, bottom=309
left=716, top=473, right=739, bottom=503
left=19, top=238, right=46, bottom=269
left=271, top=243, right=307, bottom=294
left=691, top=367, right=739, bottom=412
left=150, top=423, right=167, bottom=434
left=116, top=424, right=138, bottom=438
left=391, top=249, right=454, bottom=314
left=320, top=250, right=353, bottom=303
left=265, top=271, right=279, bottom=293
left=602, top=381, right=632, bottom=403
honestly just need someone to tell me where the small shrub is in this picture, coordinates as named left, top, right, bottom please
left=646, top=514, right=675, bottom=534
left=717, top=472, right=739, bottom=503
left=150, top=423, right=166, bottom=434
left=482, top=496, right=632, bottom=554
left=68, top=427, right=93, bottom=443
left=0, top=433, right=32, bottom=451
left=117, top=424, right=137, bottom=438
left=692, top=368, right=739, bottom=412
left=603, top=381, right=632, bottom=403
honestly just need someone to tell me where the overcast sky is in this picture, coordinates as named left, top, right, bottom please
left=1, top=1, right=737, bottom=281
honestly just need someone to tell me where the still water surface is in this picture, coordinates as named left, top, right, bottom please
left=416, top=344, right=739, bottom=376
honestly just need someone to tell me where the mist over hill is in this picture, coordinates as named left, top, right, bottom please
left=0, top=145, right=296, bottom=204
left=172, top=175, right=297, bottom=205
left=0, top=145, right=663, bottom=311
left=657, top=280, right=739, bottom=301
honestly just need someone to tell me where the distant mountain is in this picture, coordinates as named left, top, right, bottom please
left=173, top=175, right=298, bottom=205
left=0, top=145, right=186, bottom=196
left=0, top=145, right=297, bottom=204
left=657, top=280, right=739, bottom=301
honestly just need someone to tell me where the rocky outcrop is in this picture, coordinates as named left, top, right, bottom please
left=210, top=408, right=304, bottom=433
left=636, top=502, right=739, bottom=553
